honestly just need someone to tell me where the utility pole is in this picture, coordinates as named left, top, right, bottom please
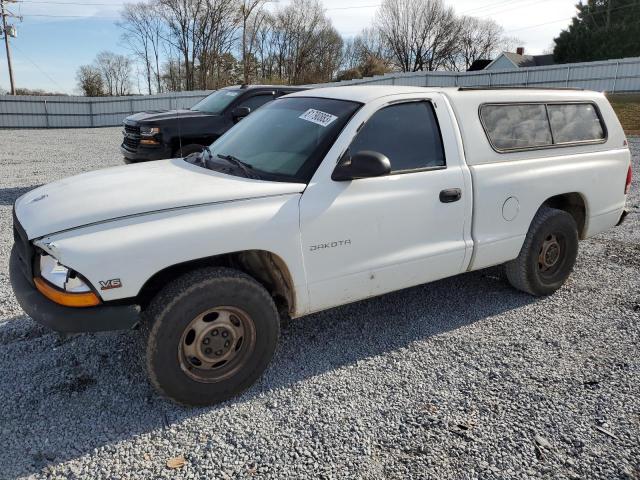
left=606, top=0, right=613, bottom=29
left=1, top=0, right=16, bottom=95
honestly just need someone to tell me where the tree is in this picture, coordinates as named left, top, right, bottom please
left=157, top=0, right=205, bottom=91
left=445, top=16, right=515, bottom=71
left=196, top=0, right=238, bottom=89
left=375, top=0, right=458, bottom=72
left=14, top=88, right=67, bottom=96
left=554, top=0, right=640, bottom=63
left=256, top=0, right=343, bottom=84
left=338, top=28, right=392, bottom=80
left=95, top=51, right=133, bottom=95
left=119, top=2, right=165, bottom=94
left=239, top=0, right=268, bottom=84
left=76, top=65, right=105, bottom=96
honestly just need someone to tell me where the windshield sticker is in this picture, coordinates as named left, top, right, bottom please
left=225, top=92, right=239, bottom=97
left=299, top=109, right=338, bottom=127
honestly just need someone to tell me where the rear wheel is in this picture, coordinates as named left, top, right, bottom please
left=142, top=267, right=280, bottom=406
left=505, top=206, right=579, bottom=296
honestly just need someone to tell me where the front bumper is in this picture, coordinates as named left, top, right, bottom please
left=9, top=246, right=140, bottom=333
left=120, top=143, right=172, bottom=161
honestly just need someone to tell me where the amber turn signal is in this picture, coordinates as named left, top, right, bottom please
left=34, top=277, right=101, bottom=307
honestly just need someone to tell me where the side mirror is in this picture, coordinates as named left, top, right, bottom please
left=232, top=106, right=251, bottom=121
left=331, top=150, right=391, bottom=181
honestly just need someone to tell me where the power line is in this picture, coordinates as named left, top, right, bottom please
left=476, top=0, right=559, bottom=18
left=11, top=42, right=68, bottom=92
left=460, top=0, right=524, bottom=15
left=326, top=3, right=379, bottom=10
left=504, top=17, right=573, bottom=33
left=504, top=2, right=640, bottom=33
left=19, top=13, right=119, bottom=18
left=16, top=0, right=126, bottom=5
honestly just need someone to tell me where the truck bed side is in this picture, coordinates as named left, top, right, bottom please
left=446, top=89, right=630, bottom=271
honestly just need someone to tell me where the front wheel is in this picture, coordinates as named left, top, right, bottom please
left=143, top=267, right=280, bottom=406
left=505, top=206, right=579, bottom=296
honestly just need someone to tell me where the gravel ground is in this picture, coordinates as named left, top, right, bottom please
left=0, top=128, right=639, bottom=480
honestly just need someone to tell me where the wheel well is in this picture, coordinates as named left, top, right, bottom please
left=542, top=193, right=587, bottom=239
left=136, top=250, right=296, bottom=317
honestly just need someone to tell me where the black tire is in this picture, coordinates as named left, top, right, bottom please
left=175, top=143, right=204, bottom=158
left=142, top=267, right=280, bottom=406
left=505, top=206, right=579, bottom=296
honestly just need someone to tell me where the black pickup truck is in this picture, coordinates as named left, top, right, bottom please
left=121, top=84, right=306, bottom=162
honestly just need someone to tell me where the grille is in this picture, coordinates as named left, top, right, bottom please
left=123, top=136, right=140, bottom=149
left=122, top=122, right=141, bottom=150
left=12, top=209, right=34, bottom=283
left=124, top=123, right=140, bottom=135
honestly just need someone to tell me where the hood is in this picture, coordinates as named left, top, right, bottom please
left=15, top=159, right=305, bottom=239
left=126, top=109, right=213, bottom=123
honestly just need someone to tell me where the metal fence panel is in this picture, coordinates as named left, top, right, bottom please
left=1, top=57, right=640, bottom=128
left=0, top=90, right=211, bottom=129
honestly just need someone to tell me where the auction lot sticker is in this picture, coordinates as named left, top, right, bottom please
left=299, top=109, right=338, bottom=127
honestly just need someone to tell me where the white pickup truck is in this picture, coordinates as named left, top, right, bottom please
left=10, top=86, right=631, bottom=405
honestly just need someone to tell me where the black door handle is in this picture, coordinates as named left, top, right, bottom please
left=439, top=188, right=462, bottom=203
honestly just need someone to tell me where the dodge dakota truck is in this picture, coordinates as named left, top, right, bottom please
left=10, top=86, right=631, bottom=406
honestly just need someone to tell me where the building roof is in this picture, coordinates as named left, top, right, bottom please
left=467, top=59, right=493, bottom=71
left=497, top=52, right=556, bottom=68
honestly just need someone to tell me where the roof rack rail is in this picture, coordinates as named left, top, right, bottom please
left=458, top=86, right=585, bottom=91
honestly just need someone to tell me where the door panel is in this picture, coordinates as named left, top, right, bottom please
left=299, top=100, right=467, bottom=313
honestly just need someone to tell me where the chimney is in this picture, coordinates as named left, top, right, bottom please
left=516, top=47, right=525, bottom=56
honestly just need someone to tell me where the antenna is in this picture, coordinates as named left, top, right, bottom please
left=176, top=96, right=183, bottom=156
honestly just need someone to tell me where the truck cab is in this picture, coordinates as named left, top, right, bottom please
left=11, top=86, right=631, bottom=406
left=121, top=84, right=306, bottom=161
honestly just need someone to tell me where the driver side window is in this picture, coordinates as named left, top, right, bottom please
left=236, top=94, right=274, bottom=112
left=348, top=101, right=445, bottom=173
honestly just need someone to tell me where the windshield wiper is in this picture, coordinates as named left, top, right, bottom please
left=217, top=153, right=260, bottom=179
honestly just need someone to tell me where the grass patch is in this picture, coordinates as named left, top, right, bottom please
left=607, top=93, right=640, bottom=135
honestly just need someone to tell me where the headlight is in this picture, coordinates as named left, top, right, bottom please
left=36, top=254, right=100, bottom=307
left=40, top=255, right=90, bottom=292
left=140, top=125, right=160, bottom=137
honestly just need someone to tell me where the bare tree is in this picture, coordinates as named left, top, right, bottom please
left=376, top=0, right=457, bottom=72
left=239, top=0, right=268, bottom=84
left=76, top=65, right=105, bottom=96
left=119, top=2, right=165, bottom=94
left=157, top=0, right=206, bottom=90
left=255, top=0, right=341, bottom=84
left=197, top=0, right=239, bottom=89
left=445, top=16, right=513, bottom=71
left=339, top=27, right=392, bottom=79
left=95, top=51, right=133, bottom=96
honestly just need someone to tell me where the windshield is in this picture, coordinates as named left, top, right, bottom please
left=191, top=89, right=241, bottom=114
left=192, top=97, right=360, bottom=183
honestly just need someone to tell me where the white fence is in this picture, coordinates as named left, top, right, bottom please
left=1, top=56, right=640, bottom=128
left=0, top=91, right=211, bottom=129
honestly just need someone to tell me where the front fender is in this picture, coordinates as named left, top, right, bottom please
left=34, top=194, right=309, bottom=314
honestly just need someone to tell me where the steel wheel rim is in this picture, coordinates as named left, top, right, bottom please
left=178, top=306, right=256, bottom=383
left=538, top=233, right=565, bottom=278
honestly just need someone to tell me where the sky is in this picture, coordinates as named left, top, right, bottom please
left=0, top=0, right=580, bottom=94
